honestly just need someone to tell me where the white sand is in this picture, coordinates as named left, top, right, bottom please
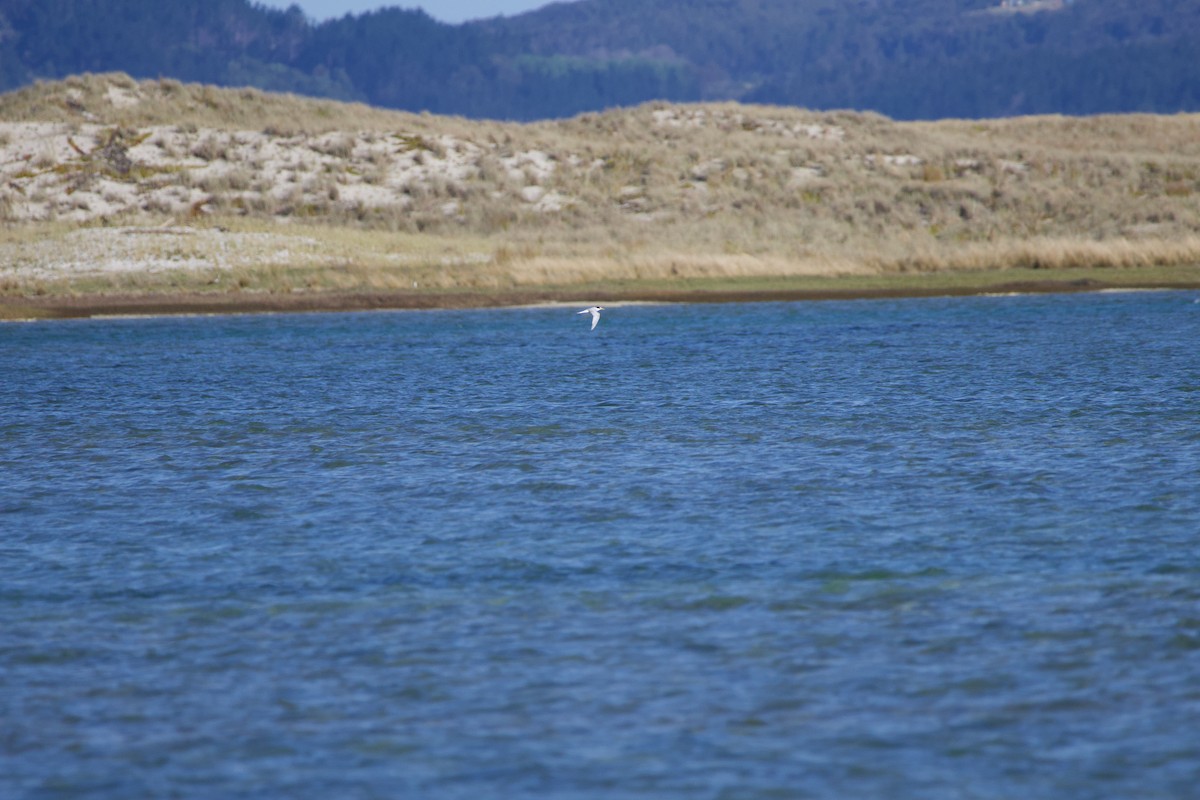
left=0, top=114, right=569, bottom=280
left=0, top=226, right=330, bottom=282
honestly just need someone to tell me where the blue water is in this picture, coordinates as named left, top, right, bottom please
left=3, top=291, right=1199, bottom=799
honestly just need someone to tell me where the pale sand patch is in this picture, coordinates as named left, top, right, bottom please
left=865, top=154, right=923, bottom=168
left=0, top=120, right=566, bottom=225
left=0, top=226, right=332, bottom=281
left=105, top=84, right=141, bottom=109
left=787, top=166, right=824, bottom=188
left=519, top=185, right=545, bottom=203
left=337, top=183, right=408, bottom=208
left=501, top=150, right=555, bottom=184
left=651, top=106, right=845, bottom=140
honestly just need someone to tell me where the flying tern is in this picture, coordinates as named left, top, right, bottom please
left=577, top=306, right=604, bottom=330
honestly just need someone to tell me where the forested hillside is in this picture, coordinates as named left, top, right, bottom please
left=1, top=0, right=1198, bottom=120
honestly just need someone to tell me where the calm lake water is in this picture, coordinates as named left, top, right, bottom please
left=3, top=291, right=1199, bottom=799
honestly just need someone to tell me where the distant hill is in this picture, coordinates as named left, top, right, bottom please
left=1, top=0, right=1198, bottom=120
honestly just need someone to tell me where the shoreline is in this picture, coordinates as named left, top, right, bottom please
left=5, top=277, right=1200, bottom=321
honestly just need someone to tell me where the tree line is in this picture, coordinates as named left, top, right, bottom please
left=0, top=0, right=1196, bottom=120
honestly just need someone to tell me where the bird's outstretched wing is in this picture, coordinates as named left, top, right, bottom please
left=576, top=306, right=602, bottom=330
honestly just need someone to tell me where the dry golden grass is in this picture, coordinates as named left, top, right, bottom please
left=2, top=73, right=1199, bottom=299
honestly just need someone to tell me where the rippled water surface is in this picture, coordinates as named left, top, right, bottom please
left=3, top=292, right=1200, bottom=798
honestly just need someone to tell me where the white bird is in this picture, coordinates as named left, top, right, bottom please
left=577, top=305, right=604, bottom=330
